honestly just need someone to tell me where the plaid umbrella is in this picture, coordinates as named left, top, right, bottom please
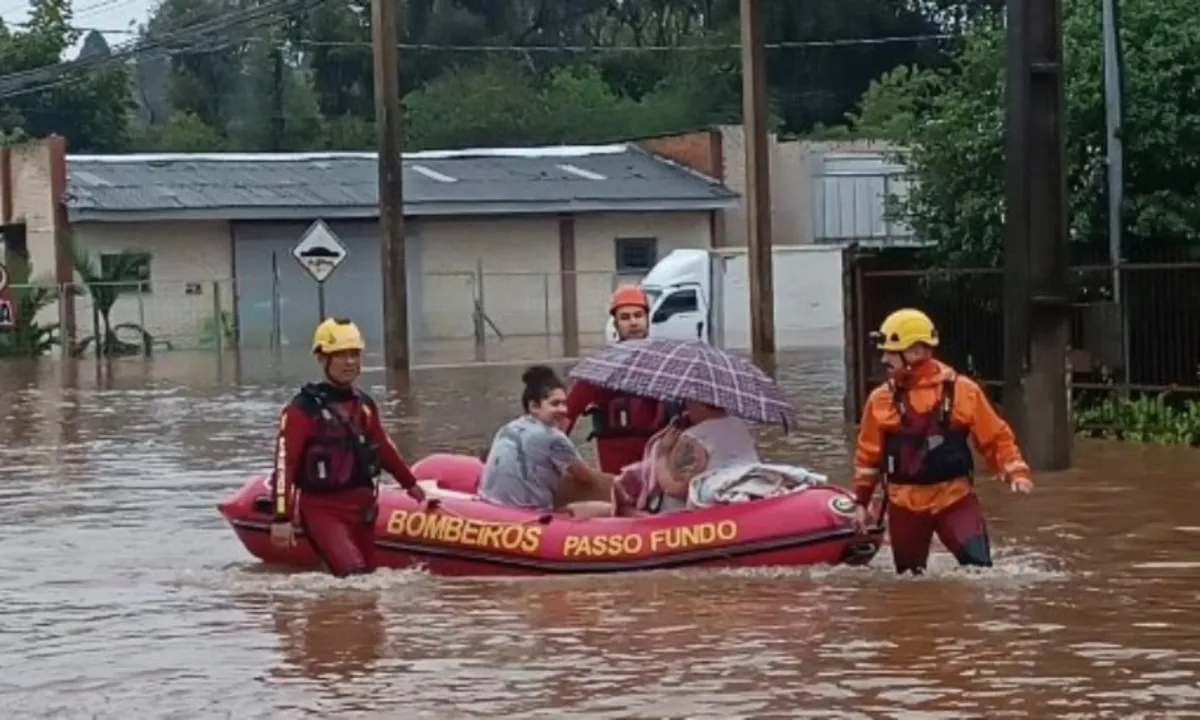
left=567, top=338, right=796, bottom=427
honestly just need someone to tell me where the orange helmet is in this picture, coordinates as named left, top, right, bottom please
left=609, top=284, right=649, bottom=315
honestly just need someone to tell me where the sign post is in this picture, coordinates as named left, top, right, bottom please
left=0, top=262, right=14, bottom=332
left=292, top=219, right=349, bottom=321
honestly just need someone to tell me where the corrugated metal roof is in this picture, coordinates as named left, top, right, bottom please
left=65, top=144, right=738, bottom=221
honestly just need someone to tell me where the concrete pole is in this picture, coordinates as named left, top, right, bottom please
left=1005, top=0, right=1072, bottom=471
left=1101, top=0, right=1131, bottom=385
left=372, top=0, right=410, bottom=391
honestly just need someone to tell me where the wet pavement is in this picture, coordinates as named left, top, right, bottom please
left=0, top=349, right=1198, bottom=718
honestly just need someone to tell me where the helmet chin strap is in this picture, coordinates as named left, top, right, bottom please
left=884, top=350, right=929, bottom=379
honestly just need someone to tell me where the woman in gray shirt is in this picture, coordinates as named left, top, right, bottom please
left=480, top=365, right=613, bottom=514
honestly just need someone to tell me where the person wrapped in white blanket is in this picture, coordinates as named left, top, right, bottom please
left=612, top=399, right=827, bottom=514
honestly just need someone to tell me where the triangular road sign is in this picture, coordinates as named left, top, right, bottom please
left=292, top=220, right=349, bottom=283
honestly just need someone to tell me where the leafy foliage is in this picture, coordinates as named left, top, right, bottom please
left=2, top=0, right=975, bottom=152
left=1074, top=392, right=1200, bottom=446
left=0, top=0, right=133, bottom=151
left=67, top=241, right=152, bottom=357
left=851, top=0, right=1200, bottom=266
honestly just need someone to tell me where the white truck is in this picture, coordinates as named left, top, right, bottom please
left=605, top=246, right=846, bottom=350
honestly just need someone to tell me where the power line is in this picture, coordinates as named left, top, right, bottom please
left=0, top=8, right=956, bottom=104
left=8, top=21, right=957, bottom=50
left=0, top=0, right=326, bottom=100
left=297, top=34, right=956, bottom=52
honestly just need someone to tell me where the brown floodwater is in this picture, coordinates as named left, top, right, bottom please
left=0, top=349, right=1198, bottom=718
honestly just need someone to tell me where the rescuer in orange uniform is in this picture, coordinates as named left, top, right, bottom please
left=564, top=285, right=673, bottom=473
left=853, top=308, right=1034, bottom=574
left=269, top=318, right=429, bottom=577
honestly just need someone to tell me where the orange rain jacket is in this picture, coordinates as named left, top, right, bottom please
left=853, top=360, right=1032, bottom=514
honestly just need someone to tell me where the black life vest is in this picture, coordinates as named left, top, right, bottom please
left=882, top=373, right=974, bottom=486
left=295, top=384, right=381, bottom=493
left=585, top=394, right=674, bottom=441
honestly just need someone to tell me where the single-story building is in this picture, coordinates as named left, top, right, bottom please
left=0, top=136, right=736, bottom=356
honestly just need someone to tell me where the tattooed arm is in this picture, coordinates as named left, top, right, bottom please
left=657, top=435, right=709, bottom=499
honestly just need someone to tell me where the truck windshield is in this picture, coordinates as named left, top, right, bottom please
left=643, top=288, right=661, bottom=307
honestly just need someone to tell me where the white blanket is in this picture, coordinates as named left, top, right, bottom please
left=687, top=463, right=829, bottom=509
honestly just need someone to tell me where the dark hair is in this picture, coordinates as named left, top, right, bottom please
left=521, top=364, right=564, bottom=412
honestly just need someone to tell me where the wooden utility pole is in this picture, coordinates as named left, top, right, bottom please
left=1004, top=0, right=1071, bottom=470
left=739, top=0, right=776, bottom=366
left=372, top=0, right=410, bottom=391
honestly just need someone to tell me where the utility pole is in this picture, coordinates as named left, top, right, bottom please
left=270, top=47, right=284, bottom=151
left=372, top=0, right=410, bottom=391
left=739, top=0, right=776, bottom=368
left=1003, top=0, right=1072, bottom=470
left=1101, top=0, right=1130, bottom=385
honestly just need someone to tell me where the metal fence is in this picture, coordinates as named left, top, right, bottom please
left=0, top=269, right=626, bottom=365
left=842, top=249, right=1200, bottom=432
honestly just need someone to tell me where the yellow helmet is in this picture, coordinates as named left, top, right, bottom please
left=312, top=318, right=365, bottom=354
left=873, top=308, right=938, bottom=352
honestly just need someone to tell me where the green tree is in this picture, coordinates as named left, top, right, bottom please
left=70, top=246, right=152, bottom=357
left=852, top=0, right=1200, bottom=266
left=144, top=110, right=226, bottom=151
left=144, top=0, right=244, bottom=133
left=225, top=35, right=324, bottom=151
left=403, top=58, right=549, bottom=149
left=401, top=56, right=725, bottom=149
left=0, top=0, right=134, bottom=152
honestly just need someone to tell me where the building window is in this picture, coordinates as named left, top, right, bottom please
left=615, top=237, right=658, bottom=273
left=100, top=252, right=152, bottom=293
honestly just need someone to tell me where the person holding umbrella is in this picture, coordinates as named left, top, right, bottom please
left=852, top=308, right=1034, bottom=575
left=563, top=285, right=673, bottom=473
left=568, top=338, right=795, bottom=514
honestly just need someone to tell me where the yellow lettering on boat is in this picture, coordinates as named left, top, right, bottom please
left=562, top=533, right=644, bottom=557
left=561, top=520, right=740, bottom=558
left=385, top=510, right=542, bottom=553
left=649, top=520, right=739, bottom=552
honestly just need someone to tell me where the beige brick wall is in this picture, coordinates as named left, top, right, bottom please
left=6, top=142, right=56, bottom=277
left=418, top=211, right=713, bottom=339
left=12, top=209, right=711, bottom=349
left=70, top=221, right=234, bottom=348
left=663, top=124, right=903, bottom=247
left=5, top=140, right=58, bottom=326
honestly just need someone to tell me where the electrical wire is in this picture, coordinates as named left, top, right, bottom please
left=0, top=0, right=327, bottom=100
left=0, top=0, right=957, bottom=104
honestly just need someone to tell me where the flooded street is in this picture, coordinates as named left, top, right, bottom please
left=1, top=350, right=1198, bottom=718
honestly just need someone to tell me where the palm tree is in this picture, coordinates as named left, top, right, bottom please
left=0, top=251, right=60, bottom=358
left=0, top=283, right=60, bottom=358
left=66, top=239, right=152, bottom=357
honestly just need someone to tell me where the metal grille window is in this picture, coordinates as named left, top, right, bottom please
left=615, top=237, right=658, bottom=273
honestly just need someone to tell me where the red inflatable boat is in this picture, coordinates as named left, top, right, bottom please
left=217, top=454, right=883, bottom=576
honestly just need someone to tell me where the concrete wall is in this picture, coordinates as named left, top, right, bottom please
left=229, top=210, right=712, bottom=350
left=232, top=219, right=419, bottom=351
left=718, top=125, right=906, bottom=246
left=638, top=125, right=910, bottom=247
left=3, top=141, right=57, bottom=280
left=419, top=211, right=712, bottom=340
left=71, top=221, right=234, bottom=348
left=3, top=132, right=718, bottom=354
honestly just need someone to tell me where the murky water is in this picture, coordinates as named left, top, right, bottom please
left=1, top=350, right=1198, bottom=718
